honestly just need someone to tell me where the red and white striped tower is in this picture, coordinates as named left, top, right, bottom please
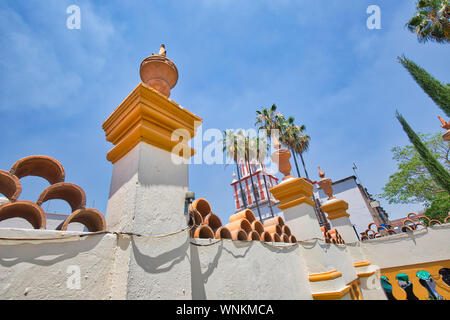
left=231, top=159, right=280, bottom=218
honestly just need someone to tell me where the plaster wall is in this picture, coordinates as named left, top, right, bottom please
left=360, top=224, right=450, bottom=269
left=0, top=227, right=372, bottom=300
left=190, top=239, right=312, bottom=300
left=106, top=142, right=190, bottom=236
left=0, top=229, right=115, bottom=299
left=316, top=178, right=373, bottom=236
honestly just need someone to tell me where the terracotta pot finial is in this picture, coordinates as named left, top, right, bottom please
left=438, top=116, right=450, bottom=141
left=269, top=132, right=293, bottom=181
left=317, top=166, right=335, bottom=200
left=139, top=44, right=178, bottom=98
left=271, top=148, right=294, bottom=181
left=318, top=166, right=325, bottom=179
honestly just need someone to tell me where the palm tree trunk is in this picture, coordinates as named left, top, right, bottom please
left=235, top=161, right=248, bottom=208
left=298, top=152, right=328, bottom=228
left=290, top=148, right=301, bottom=178
left=247, top=160, right=262, bottom=220
left=260, top=162, right=274, bottom=218
left=299, top=153, right=309, bottom=180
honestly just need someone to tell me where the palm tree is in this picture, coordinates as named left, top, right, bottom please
left=222, top=129, right=248, bottom=209
left=278, top=116, right=311, bottom=179
left=243, top=133, right=269, bottom=220
left=406, top=0, right=450, bottom=43
left=255, top=104, right=284, bottom=146
left=256, top=105, right=329, bottom=227
left=250, top=137, right=276, bottom=218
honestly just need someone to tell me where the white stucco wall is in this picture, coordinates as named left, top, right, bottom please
left=0, top=227, right=378, bottom=300
left=0, top=229, right=116, bottom=299
left=315, top=177, right=373, bottom=236
left=191, top=239, right=312, bottom=300
left=360, top=224, right=450, bottom=269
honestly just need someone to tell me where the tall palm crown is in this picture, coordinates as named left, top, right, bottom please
left=222, top=129, right=269, bottom=217
left=222, top=129, right=246, bottom=162
left=244, top=134, right=269, bottom=163
left=255, top=105, right=311, bottom=178
left=407, top=0, right=450, bottom=43
left=256, top=104, right=285, bottom=146
left=222, top=129, right=269, bottom=163
left=277, top=115, right=311, bottom=155
left=222, top=129, right=248, bottom=209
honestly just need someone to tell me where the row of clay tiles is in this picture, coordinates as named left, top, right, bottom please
left=189, top=198, right=297, bottom=243
left=361, top=212, right=450, bottom=240
left=0, top=155, right=105, bottom=232
left=320, top=226, right=345, bottom=244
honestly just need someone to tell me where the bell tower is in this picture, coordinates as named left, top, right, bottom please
left=231, top=159, right=279, bottom=220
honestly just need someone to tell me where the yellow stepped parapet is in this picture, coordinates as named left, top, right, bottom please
left=311, top=285, right=352, bottom=300
left=269, top=178, right=315, bottom=210
left=320, top=199, right=350, bottom=220
left=102, top=82, right=202, bottom=164
left=309, top=269, right=343, bottom=282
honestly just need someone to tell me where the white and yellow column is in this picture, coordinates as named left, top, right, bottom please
left=270, top=177, right=354, bottom=300
left=102, top=46, right=201, bottom=299
left=317, top=168, right=386, bottom=299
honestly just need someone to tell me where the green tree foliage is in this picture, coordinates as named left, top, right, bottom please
left=406, top=0, right=450, bottom=43
left=381, top=132, right=449, bottom=204
left=383, top=112, right=450, bottom=203
left=398, top=56, right=450, bottom=117
left=425, top=192, right=450, bottom=222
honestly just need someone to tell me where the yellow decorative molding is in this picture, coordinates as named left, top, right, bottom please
left=102, top=82, right=202, bottom=163
left=347, top=279, right=364, bottom=300
left=320, top=199, right=350, bottom=220
left=309, top=269, right=343, bottom=282
left=357, top=270, right=376, bottom=278
left=269, top=178, right=314, bottom=210
left=278, top=196, right=315, bottom=210
left=353, top=261, right=371, bottom=268
left=312, top=285, right=352, bottom=300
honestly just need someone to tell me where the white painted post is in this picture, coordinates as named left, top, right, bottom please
left=269, top=178, right=323, bottom=241
left=102, top=78, right=201, bottom=299
left=321, top=199, right=359, bottom=243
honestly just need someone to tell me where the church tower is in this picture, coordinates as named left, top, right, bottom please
left=230, top=159, right=280, bottom=221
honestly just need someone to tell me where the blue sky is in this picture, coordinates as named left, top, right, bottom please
left=0, top=0, right=449, bottom=225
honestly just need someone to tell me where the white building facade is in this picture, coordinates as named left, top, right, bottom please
left=315, top=176, right=389, bottom=238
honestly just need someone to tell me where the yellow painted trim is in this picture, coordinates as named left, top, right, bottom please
left=312, top=285, right=352, bottom=300
left=102, top=82, right=202, bottom=164
left=353, top=261, right=371, bottom=268
left=309, top=269, right=342, bottom=282
left=269, top=178, right=314, bottom=209
left=278, top=196, right=315, bottom=210
left=320, top=199, right=350, bottom=220
left=327, top=211, right=350, bottom=220
left=347, top=279, right=364, bottom=300
left=357, top=270, right=376, bottom=278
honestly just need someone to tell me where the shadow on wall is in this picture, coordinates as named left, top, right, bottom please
left=130, top=235, right=190, bottom=275
left=190, top=238, right=301, bottom=300
left=0, top=234, right=104, bottom=267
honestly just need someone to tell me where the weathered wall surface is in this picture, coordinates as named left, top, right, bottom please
left=191, top=239, right=312, bottom=300
left=0, top=229, right=116, bottom=299
left=360, top=224, right=450, bottom=269
left=0, top=227, right=373, bottom=300
left=315, top=178, right=375, bottom=236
